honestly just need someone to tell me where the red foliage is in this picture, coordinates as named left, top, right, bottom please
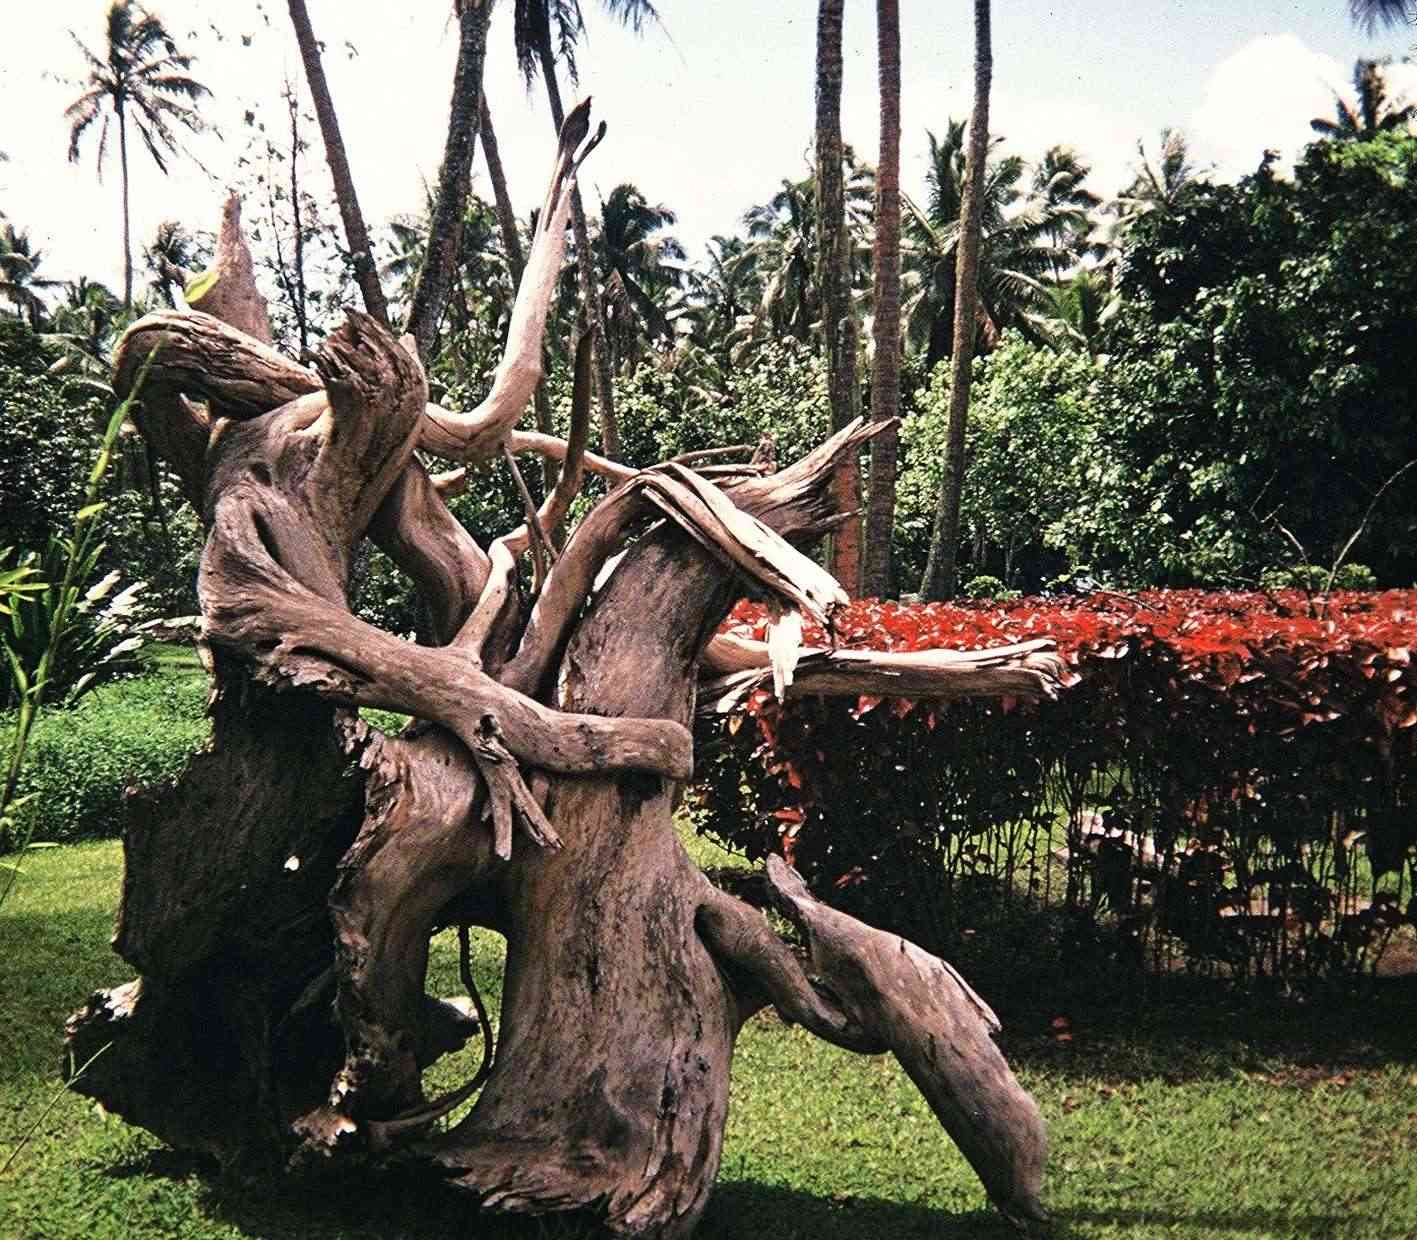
left=695, top=591, right=1417, bottom=978
left=722, top=590, right=1417, bottom=744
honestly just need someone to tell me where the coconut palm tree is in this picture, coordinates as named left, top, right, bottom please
left=1027, top=266, right=1115, bottom=357
left=44, top=277, right=126, bottom=387
left=1113, top=128, right=1207, bottom=226
left=65, top=1, right=210, bottom=309
left=385, top=194, right=515, bottom=381
left=863, top=0, right=902, bottom=599
left=286, top=0, right=388, bottom=327
left=1311, top=59, right=1416, bottom=142
left=921, top=0, right=992, bottom=602
left=0, top=225, right=62, bottom=330
left=737, top=160, right=873, bottom=354
left=1347, top=0, right=1413, bottom=33
left=740, top=176, right=820, bottom=346
left=1032, top=145, right=1103, bottom=277
left=511, top=0, right=664, bottom=456
left=816, top=0, right=863, bottom=593
left=681, top=234, right=760, bottom=356
left=593, top=183, right=686, bottom=371
left=816, top=0, right=853, bottom=416
left=902, top=125, right=1067, bottom=368
left=143, top=219, right=210, bottom=308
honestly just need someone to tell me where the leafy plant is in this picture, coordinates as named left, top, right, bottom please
left=1, top=361, right=145, bottom=906
left=2, top=546, right=147, bottom=708
left=0, top=548, right=44, bottom=615
left=1, top=672, right=207, bottom=851
left=1260, top=562, right=1378, bottom=592
left=960, top=574, right=1016, bottom=600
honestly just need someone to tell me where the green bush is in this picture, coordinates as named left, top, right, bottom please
left=959, top=574, right=1017, bottom=600
left=1, top=672, right=208, bottom=848
left=1259, top=563, right=1378, bottom=592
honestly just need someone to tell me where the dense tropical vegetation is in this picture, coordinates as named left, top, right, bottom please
left=2, top=2, right=1416, bottom=1236
left=6, top=4, right=1413, bottom=613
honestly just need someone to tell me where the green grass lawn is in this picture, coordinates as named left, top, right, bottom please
left=3, top=838, right=1416, bottom=1240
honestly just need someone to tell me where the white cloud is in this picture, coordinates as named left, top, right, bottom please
left=6, top=6, right=1415, bottom=303
left=1189, top=34, right=1350, bottom=181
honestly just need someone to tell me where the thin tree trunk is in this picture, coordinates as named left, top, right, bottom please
left=862, top=0, right=902, bottom=599
left=921, top=0, right=992, bottom=601
left=288, top=84, right=309, bottom=352
left=404, top=1, right=491, bottom=364
left=535, top=44, right=620, bottom=458
left=119, top=105, right=133, bottom=310
left=815, top=0, right=861, bottom=594
left=287, top=0, right=390, bottom=327
left=482, top=93, right=557, bottom=496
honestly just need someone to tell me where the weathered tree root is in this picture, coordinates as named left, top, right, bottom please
left=763, top=857, right=1050, bottom=1233
left=66, top=101, right=1065, bottom=1239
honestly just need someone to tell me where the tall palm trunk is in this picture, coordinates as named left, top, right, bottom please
left=535, top=44, right=620, bottom=457
left=118, top=103, right=132, bottom=309
left=482, top=93, right=557, bottom=495
left=287, top=0, right=389, bottom=327
left=862, top=0, right=901, bottom=598
left=816, top=0, right=861, bottom=594
left=405, top=1, right=491, bottom=363
left=921, top=0, right=991, bottom=601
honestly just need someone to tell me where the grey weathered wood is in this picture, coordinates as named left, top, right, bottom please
left=67, top=108, right=1063, bottom=1237
left=764, top=856, right=1050, bottom=1233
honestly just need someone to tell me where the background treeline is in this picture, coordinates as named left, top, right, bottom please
left=8, top=110, right=1417, bottom=628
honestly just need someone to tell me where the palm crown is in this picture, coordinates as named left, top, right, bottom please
left=1311, top=59, right=1416, bottom=143
left=65, top=1, right=210, bottom=307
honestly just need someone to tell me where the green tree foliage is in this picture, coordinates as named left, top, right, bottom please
left=1095, top=132, right=1417, bottom=584
left=614, top=337, right=828, bottom=472
left=896, top=334, right=1095, bottom=589
left=897, top=131, right=1417, bottom=590
left=0, top=319, right=200, bottom=617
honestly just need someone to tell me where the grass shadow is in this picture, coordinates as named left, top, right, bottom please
left=985, top=970, right=1417, bottom=1085
left=109, top=1153, right=1008, bottom=1240
left=133, top=1159, right=1364, bottom=1240
left=700, top=1181, right=1012, bottom=1239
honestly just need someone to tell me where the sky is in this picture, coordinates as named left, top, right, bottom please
left=2, top=0, right=1416, bottom=295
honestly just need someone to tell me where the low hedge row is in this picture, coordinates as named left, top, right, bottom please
left=2, top=672, right=208, bottom=849
left=692, top=590, right=1417, bottom=982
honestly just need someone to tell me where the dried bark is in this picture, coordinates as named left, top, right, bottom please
left=182, top=194, right=276, bottom=345
left=65, top=106, right=1059, bottom=1240
left=481, top=92, right=559, bottom=497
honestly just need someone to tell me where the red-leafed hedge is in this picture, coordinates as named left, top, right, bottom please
left=691, top=591, right=1417, bottom=982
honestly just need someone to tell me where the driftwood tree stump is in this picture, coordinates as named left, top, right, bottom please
left=64, top=105, right=1064, bottom=1238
